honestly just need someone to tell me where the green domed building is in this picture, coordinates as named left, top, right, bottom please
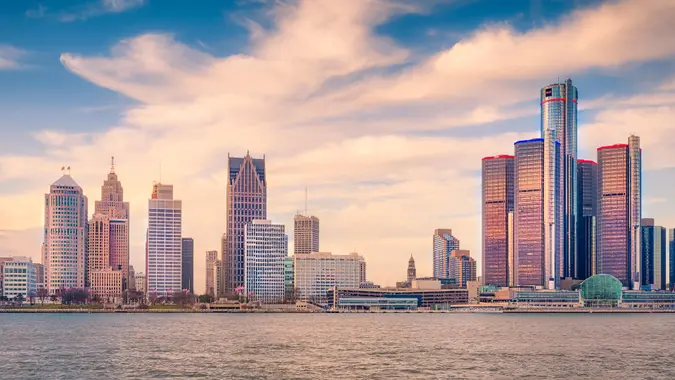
left=580, top=274, right=623, bottom=307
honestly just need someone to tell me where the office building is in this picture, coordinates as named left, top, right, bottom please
left=541, top=79, right=578, bottom=281
left=294, top=214, right=319, bottom=255
left=244, top=220, right=288, bottom=304
left=213, top=260, right=224, bottom=298
left=597, top=138, right=641, bottom=288
left=109, top=219, right=129, bottom=287
left=451, top=250, right=477, bottom=288
left=181, top=238, right=194, bottom=293
left=205, top=250, right=218, bottom=297
left=576, top=160, right=597, bottom=280
left=294, top=252, right=364, bottom=304
left=407, top=255, right=417, bottom=284
left=481, top=154, right=515, bottom=287
left=33, top=263, right=44, bottom=289
left=89, top=268, right=123, bottom=301
left=146, top=183, right=182, bottom=297
left=94, top=157, right=130, bottom=219
left=284, top=257, right=294, bottom=302
left=359, top=258, right=367, bottom=284
left=0, top=257, right=13, bottom=295
left=513, top=138, right=546, bottom=287
left=135, top=272, right=146, bottom=294
left=433, top=229, right=460, bottom=280
left=628, top=135, right=642, bottom=288
left=669, top=229, right=675, bottom=291
left=641, top=219, right=667, bottom=290
left=43, top=172, right=88, bottom=293
left=225, top=153, right=267, bottom=293
left=1, top=257, right=37, bottom=300
left=129, top=265, right=136, bottom=291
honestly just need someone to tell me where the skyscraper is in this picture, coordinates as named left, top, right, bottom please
left=181, top=238, right=194, bottom=293
left=576, top=159, right=597, bottom=280
left=541, top=79, right=578, bottom=282
left=294, top=214, right=320, bottom=254
left=597, top=142, right=639, bottom=287
left=481, top=154, right=514, bottom=287
left=450, top=250, right=477, bottom=288
left=628, top=135, right=642, bottom=288
left=95, top=157, right=130, bottom=219
left=407, top=255, right=416, bottom=284
left=640, top=218, right=666, bottom=290
left=205, top=250, right=218, bottom=297
left=225, top=153, right=267, bottom=293
left=669, top=229, right=675, bottom=291
left=514, top=138, right=546, bottom=287
left=43, top=172, right=88, bottom=293
left=244, top=220, right=287, bottom=304
left=146, top=183, right=182, bottom=297
left=433, top=229, right=460, bottom=280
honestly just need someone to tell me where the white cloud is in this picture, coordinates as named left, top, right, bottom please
left=4, top=0, right=675, bottom=290
left=0, top=45, right=26, bottom=70
left=27, top=0, right=146, bottom=22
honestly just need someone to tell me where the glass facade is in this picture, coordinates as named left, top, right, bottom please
left=514, top=139, right=545, bottom=287
left=576, top=160, right=597, bottom=280
left=541, top=79, right=578, bottom=282
left=628, top=135, right=642, bottom=287
left=579, top=274, right=623, bottom=307
left=432, top=229, right=460, bottom=279
left=226, top=154, right=267, bottom=293
left=481, top=155, right=514, bottom=287
left=181, top=238, right=194, bottom=293
left=640, top=219, right=666, bottom=290
left=597, top=145, right=630, bottom=287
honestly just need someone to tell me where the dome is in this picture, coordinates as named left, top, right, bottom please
left=580, top=274, right=623, bottom=307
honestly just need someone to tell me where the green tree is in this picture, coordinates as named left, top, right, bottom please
left=198, top=294, right=213, bottom=303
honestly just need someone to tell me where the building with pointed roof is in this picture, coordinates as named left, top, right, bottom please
left=407, top=255, right=416, bottom=284
left=43, top=173, right=88, bottom=293
left=225, top=153, right=267, bottom=293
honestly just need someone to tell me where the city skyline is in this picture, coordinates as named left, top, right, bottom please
left=2, top=0, right=675, bottom=290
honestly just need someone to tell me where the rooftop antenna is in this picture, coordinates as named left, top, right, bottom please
left=67, top=166, right=71, bottom=175
left=61, top=166, right=65, bottom=174
left=110, top=156, right=115, bottom=173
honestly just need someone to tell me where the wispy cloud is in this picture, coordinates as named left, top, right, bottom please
left=0, top=45, right=27, bottom=70
left=26, top=0, right=146, bottom=22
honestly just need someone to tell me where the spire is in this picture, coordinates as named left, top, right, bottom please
left=110, top=156, right=115, bottom=174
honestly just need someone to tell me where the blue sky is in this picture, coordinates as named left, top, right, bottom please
left=2, top=0, right=675, bottom=290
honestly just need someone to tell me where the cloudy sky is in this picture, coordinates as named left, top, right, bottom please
left=2, top=0, right=675, bottom=291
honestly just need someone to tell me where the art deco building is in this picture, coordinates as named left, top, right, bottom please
left=43, top=172, right=88, bottom=293
left=205, top=250, right=218, bottom=297
left=146, top=183, right=182, bottom=297
left=294, top=214, right=319, bottom=255
left=225, top=153, right=267, bottom=293
left=407, top=255, right=416, bottom=284
left=244, top=220, right=287, bottom=304
left=481, top=154, right=514, bottom=287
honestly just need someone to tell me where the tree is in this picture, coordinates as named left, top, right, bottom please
left=198, top=294, right=213, bottom=303
left=50, top=294, right=58, bottom=303
left=15, top=294, right=25, bottom=306
left=148, top=291, right=158, bottom=305
left=37, top=288, right=49, bottom=305
left=171, top=290, right=189, bottom=306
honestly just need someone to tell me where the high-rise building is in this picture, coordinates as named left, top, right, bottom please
left=597, top=139, right=641, bottom=288
left=95, top=157, right=130, bottom=219
left=225, top=153, right=267, bottom=293
left=135, top=272, right=146, bottom=294
left=2, top=257, right=37, bottom=300
left=541, top=79, right=578, bottom=282
left=294, top=252, right=364, bottom=304
left=0, top=257, right=12, bottom=295
left=88, top=213, right=112, bottom=292
left=514, top=138, right=546, bottom=287
left=407, top=255, right=417, bottom=284
left=576, top=159, right=597, bottom=280
left=481, top=154, right=515, bottom=287
left=628, top=135, right=642, bottom=288
left=669, top=229, right=675, bottom=291
left=146, top=183, right=182, bottom=297
left=450, top=250, right=477, bottom=288
left=213, top=260, right=224, bottom=298
left=359, top=258, right=367, bottom=284
left=43, top=173, right=88, bottom=294
left=244, top=220, right=287, bottom=304
left=109, top=219, right=129, bottom=287
left=129, top=265, right=136, bottom=291
left=640, top=218, right=667, bottom=290
left=181, top=238, right=194, bottom=293
left=284, top=257, right=294, bottom=302
left=294, top=214, right=319, bottom=254
left=205, top=250, right=218, bottom=297
left=433, top=229, right=460, bottom=279
left=33, top=263, right=44, bottom=289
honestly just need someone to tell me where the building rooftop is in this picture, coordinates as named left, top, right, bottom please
left=51, top=174, right=80, bottom=188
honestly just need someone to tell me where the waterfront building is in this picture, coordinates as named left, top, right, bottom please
left=0, top=257, right=13, bottom=295
left=33, top=263, right=44, bottom=289
left=284, top=257, right=294, bottom=302
left=433, top=229, right=460, bottom=280
left=244, top=220, right=287, bottom=304
left=294, top=214, right=319, bottom=255
left=43, top=172, right=88, bottom=293
left=481, top=155, right=515, bottom=287
left=328, top=287, right=469, bottom=310
left=213, top=260, right=224, bottom=298
left=407, top=255, right=417, bottom=284
left=513, top=139, right=547, bottom=287
left=294, top=252, right=364, bottom=304
left=181, top=238, right=194, bottom=293
left=359, top=258, right=367, bottom=284
left=135, top=272, right=146, bottom=294
left=670, top=229, right=675, bottom=290
left=641, top=219, right=667, bottom=290
left=541, top=79, right=578, bottom=281
left=1, top=257, right=37, bottom=300
left=628, top=135, right=642, bottom=289
left=225, top=153, right=267, bottom=293
left=90, top=268, right=123, bottom=302
left=205, top=250, right=218, bottom=297
left=596, top=137, right=641, bottom=288
left=451, top=250, right=477, bottom=287
left=576, top=160, right=597, bottom=280
left=129, top=265, right=136, bottom=291
left=146, top=183, right=182, bottom=297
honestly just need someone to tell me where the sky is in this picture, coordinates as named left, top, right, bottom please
left=2, top=0, right=675, bottom=292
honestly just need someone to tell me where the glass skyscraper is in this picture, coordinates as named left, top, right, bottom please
left=640, top=219, right=666, bottom=290
left=514, top=138, right=546, bottom=287
left=481, top=155, right=514, bottom=287
left=576, top=159, right=597, bottom=280
left=181, top=238, right=194, bottom=293
left=541, top=79, right=578, bottom=282
left=433, top=229, right=460, bottom=280
left=226, top=153, right=267, bottom=293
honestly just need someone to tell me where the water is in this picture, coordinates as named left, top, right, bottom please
left=0, top=313, right=673, bottom=379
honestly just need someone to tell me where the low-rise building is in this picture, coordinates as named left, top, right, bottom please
left=135, top=272, right=146, bottom=293
left=328, top=287, right=469, bottom=310
left=90, top=268, right=123, bottom=302
left=294, top=252, right=365, bottom=304
left=2, top=257, right=37, bottom=300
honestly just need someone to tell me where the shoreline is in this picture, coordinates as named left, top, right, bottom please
left=2, top=308, right=675, bottom=314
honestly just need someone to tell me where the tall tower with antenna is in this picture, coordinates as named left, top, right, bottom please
left=294, top=188, right=320, bottom=255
